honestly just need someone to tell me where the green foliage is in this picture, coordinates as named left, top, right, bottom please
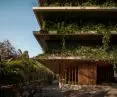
left=42, top=20, right=46, bottom=31
left=43, top=22, right=117, bottom=34
left=0, top=40, right=54, bottom=85
left=62, top=36, right=65, bottom=50
left=64, top=24, right=78, bottom=34
left=0, top=51, right=54, bottom=85
left=46, top=22, right=79, bottom=34
left=101, top=0, right=116, bottom=7
left=102, top=32, right=110, bottom=51
left=82, top=0, right=96, bottom=6
left=38, top=19, right=117, bottom=72
left=40, top=22, right=117, bottom=61
left=41, top=0, right=117, bottom=7
left=0, top=60, right=24, bottom=85
left=37, top=46, right=114, bottom=61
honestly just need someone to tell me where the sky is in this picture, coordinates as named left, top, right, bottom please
left=0, top=0, right=43, bottom=57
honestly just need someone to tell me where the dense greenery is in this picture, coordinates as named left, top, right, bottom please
left=0, top=40, right=54, bottom=86
left=37, top=46, right=115, bottom=61
left=41, top=21, right=116, bottom=53
left=41, top=21, right=117, bottom=34
left=39, top=0, right=117, bottom=7
left=38, top=21, right=117, bottom=62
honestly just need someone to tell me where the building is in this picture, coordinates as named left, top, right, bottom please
left=33, top=0, right=117, bottom=88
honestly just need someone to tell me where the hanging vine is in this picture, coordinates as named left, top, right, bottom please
left=41, top=0, right=117, bottom=7
left=62, top=36, right=65, bottom=50
left=102, top=32, right=110, bottom=51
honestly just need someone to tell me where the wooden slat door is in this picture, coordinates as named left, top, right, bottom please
left=97, top=64, right=114, bottom=83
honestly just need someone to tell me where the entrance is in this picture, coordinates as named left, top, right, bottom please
left=97, top=64, right=115, bottom=84
left=65, top=65, right=78, bottom=84
left=59, top=63, right=97, bottom=85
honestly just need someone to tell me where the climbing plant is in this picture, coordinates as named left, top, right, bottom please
left=40, top=21, right=117, bottom=58
left=39, top=0, right=117, bottom=7
left=37, top=46, right=114, bottom=61
left=102, top=32, right=110, bottom=51
left=41, top=21, right=117, bottom=35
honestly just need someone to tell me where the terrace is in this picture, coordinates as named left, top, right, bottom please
left=37, top=0, right=117, bottom=7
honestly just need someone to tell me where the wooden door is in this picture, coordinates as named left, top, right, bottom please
left=97, top=64, right=114, bottom=84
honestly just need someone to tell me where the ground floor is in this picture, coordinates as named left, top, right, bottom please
left=59, top=62, right=115, bottom=87
left=38, top=58, right=116, bottom=87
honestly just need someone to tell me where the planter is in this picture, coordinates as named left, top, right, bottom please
left=110, top=31, right=117, bottom=34
left=40, top=30, right=48, bottom=34
left=49, top=31, right=57, bottom=34
left=80, top=31, right=97, bottom=34
left=88, top=31, right=97, bottom=34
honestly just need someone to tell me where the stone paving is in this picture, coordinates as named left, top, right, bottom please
left=1, top=83, right=117, bottom=97
left=104, top=84, right=117, bottom=97
left=106, top=89, right=117, bottom=97
left=21, top=84, right=112, bottom=97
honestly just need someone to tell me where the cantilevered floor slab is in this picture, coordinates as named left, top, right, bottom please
left=33, top=32, right=103, bottom=51
left=33, top=7, right=117, bottom=26
left=33, top=32, right=117, bottom=51
left=35, top=56, right=111, bottom=73
left=33, top=7, right=117, bottom=12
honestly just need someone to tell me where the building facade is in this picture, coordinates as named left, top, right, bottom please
left=33, top=0, right=117, bottom=87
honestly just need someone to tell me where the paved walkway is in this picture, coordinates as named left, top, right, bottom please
left=2, top=83, right=117, bottom=97
left=105, top=87, right=117, bottom=97
left=21, top=84, right=117, bottom=97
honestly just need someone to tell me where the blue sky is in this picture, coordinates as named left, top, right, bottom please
left=0, top=0, right=43, bottom=57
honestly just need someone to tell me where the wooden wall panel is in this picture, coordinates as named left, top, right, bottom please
left=88, top=64, right=97, bottom=84
left=59, top=62, right=97, bottom=85
left=71, top=66, right=73, bottom=84
left=78, top=64, right=97, bottom=85
left=78, top=64, right=84, bottom=85
left=69, top=67, right=70, bottom=84
left=75, top=65, right=76, bottom=85
left=97, top=64, right=114, bottom=83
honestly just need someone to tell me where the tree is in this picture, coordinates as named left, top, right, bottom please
left=0, top=60, right=24, bottom=85
left=0, top=40, right=17, bottom=61
left=0, top=40, right=54, bottom=86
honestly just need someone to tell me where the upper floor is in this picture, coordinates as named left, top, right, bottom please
left=33, top=0, right=117, bottom=56
left=33, top=6, right=117, bottom=34
left=37, top=0, right=117, bottom=7
left=34, top=32, right=117, bottom=52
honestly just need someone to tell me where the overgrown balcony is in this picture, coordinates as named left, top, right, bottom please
left=37, top=0, right=117, bottom=7
left=36, top=45, right=117, bottom=63
left=35, top=36, right=117, bottom=72
left=38, top=22, right=117, bottom=34
left=33, top=7, right=117, bottom=29
left=34, top=32, right=117, bottom=52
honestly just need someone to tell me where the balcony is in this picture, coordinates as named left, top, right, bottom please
left=33, top=7, right=117, bottom=28
left=37, top=0, right=117, bottom=7
left=33, top=31, right=117, bottom=51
